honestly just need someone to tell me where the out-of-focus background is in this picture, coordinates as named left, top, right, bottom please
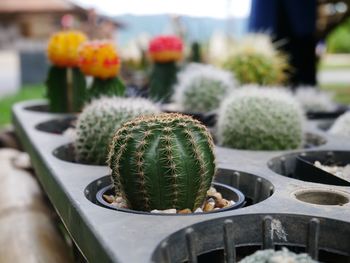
left=0, top=0, right=350, bottom=126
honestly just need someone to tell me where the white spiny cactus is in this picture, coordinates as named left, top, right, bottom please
left=173, top=63, right=236, bottom=112
left=75, top=97, right=160, bottom=165
left=217, top=87, right=305, bottom=150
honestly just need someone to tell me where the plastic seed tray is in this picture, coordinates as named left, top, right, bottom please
left=12, top=100, right=350, bottom=263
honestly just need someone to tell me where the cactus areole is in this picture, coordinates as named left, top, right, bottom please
left=108, top=113, right=216, bottom=211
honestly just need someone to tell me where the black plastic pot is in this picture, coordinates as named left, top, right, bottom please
left=96, top=182, right=245, bottom=215
left=306, top=104, right=348, bottom=120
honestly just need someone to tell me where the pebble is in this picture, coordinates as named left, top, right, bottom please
left=314, top=161, right=350, bottom=181
left=151, top=209, right=177, bottom=214
left=178, top=208, right=192, bottom=214
left=105, top=186, right=236, bottom=214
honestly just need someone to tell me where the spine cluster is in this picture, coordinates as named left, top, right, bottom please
left=108, top=113, right=216, bottom=211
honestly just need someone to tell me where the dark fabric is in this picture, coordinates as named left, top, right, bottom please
left=249, top=0, right=317, bottom=86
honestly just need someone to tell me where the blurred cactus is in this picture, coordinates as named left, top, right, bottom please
left=329, top=112, right=350, bottom=138
left=148, top=35, right=183, bottom=103
left=222, top=34, right=288, bottom=85
left=217, top=87, right=304, bottom=150
left=294, top=86, right=336, bottom=112
left=173, top=63, right=236, bottom=112
left=46, top=30, right=87, bottom=112
left=75, top=97, right=159, bottom=165
left=78, top=40, right=125, bottom=100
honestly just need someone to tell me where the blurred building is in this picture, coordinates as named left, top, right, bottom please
left=0, top=0, right=125, bottom=87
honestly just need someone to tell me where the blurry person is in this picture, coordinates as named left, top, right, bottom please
left=249, top=0, right=317, bottom=87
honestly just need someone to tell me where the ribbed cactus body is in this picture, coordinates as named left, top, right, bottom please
left=217, top=87, right=304, bottom=150
left=149, top=62, right=178, bottom=103
left=173, top=63, right=236, bottom=112
left=108, top=113, right=216, bottom=211
left=86, top=77, right=125, bottom=101
left=75, top=97, right=159, bottom=165
left=46, top=66, right=86, bottom=113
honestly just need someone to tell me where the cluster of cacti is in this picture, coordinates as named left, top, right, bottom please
left=107, top=113, right=216, bottom=211
left=329, top=111, right=350, bottom=138
left=148, top=35, right=183, bottom=103
left=173, top=63, right=236, bottom=112
left=294, top=86, right=336, bottom=112
left=222, top=34, right=288, bottom=85
left=239, top=248, right=317, bottom=263
left=46, top=30, right=87, bottom=112
left=217, top=87, right=304, bottom=150
left=78, top=40, right=125, bottom=101
left=75, top=97, right=159, bottom=165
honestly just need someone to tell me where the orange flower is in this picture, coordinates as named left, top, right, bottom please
left=149, top=35, right=183, bottom=63
left=47, top=30, right=87, bottom=67
left=78, top=40, right=121, bottom=79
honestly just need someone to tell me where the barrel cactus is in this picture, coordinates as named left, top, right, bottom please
left=329, top=111, right=350, bottom=137
left=173, top=63, right=236, bottom=112
left=75, top=97, right=159, bottom=165
left=222, top=34, right=288, bottom=85
left=217, top=87, right=304, bottom=150
left=108, top=113, right=216, bottom=211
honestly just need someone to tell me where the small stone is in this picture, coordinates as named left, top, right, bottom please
left=178, top=208, right=192, bottom=214
left=213, top=192, right=223, bottom=200
left=203, top=201, right=215, bottom=212
left=216, top=198, right=229, bottom=208
left=194, top=208, right=203, bottom=213
left=103, top=195, right=115, bottom=203
left=151, top=209, right=177, bottom=214
left=207, top=187, right=217, bottom=196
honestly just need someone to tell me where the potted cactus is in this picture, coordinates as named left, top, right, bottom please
left=46, top=30, right=87, bottom=112
left=222, top=34, right=288, bottom=85
left=78, top=40, right=126, bottom=101
left=107, top=113, right=217, bottom=211
left=75, top=97, right=159, bottom=165
left=148, top=35, right=183, bottom=103
left=172, top=63, right=236, bottom=113
left=217, top=87, right=305, bottom=151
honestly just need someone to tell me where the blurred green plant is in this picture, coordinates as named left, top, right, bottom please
left=327, top=18, right=350, bottom=53
left=0, top=85, right=45, bottom=127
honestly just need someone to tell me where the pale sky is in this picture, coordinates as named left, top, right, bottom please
left=72, top=0, right=251, bottom=19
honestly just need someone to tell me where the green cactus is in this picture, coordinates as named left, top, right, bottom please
left=108, top=113, right=216, bottom=211
left=223, top=52, right=287, bottom=85
left=217, top=87, right=304, bottom=150
left=75, top=97, right=159, bottom=165
left=173, top=63, right=236, bottom=112
left=86, top=77, right=126, bottom=102
left=46, top=66, right=86, bottom=113
left=189, top=42, right=202, bottom=63
left=149, top=62, right=178, bottom=103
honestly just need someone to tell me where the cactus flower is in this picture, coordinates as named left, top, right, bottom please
left=148, top=35, right=183, bottom=63
left=47, top=30, right=87, bottom=67
left=78, top=40, right=121, bottom=79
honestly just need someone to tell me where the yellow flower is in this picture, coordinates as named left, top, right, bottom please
left=47, top=30, right=87, bottom=67
left=78, top=40, right=121, bottom=79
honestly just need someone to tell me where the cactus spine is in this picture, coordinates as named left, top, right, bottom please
left=108, top=113, right=216, bottom=211
left=75, top=97, right=159, bottom=165
left=46, top=66, right=86, bottom=112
